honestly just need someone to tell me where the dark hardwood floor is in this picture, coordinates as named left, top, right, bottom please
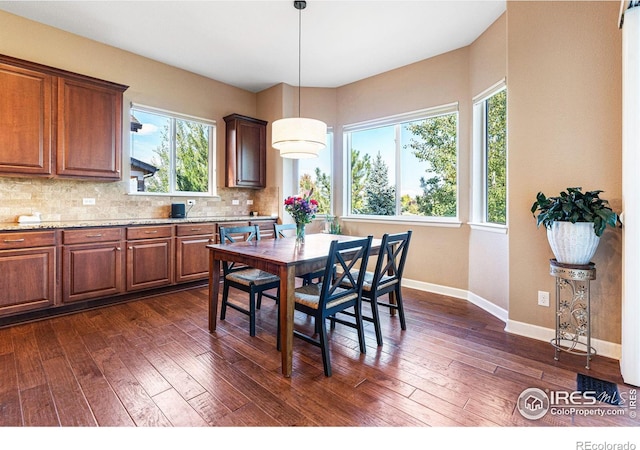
left=0, top=283, right=637, bottom=433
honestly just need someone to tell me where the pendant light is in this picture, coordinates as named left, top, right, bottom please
left=272, top=0, right=327, bottom=159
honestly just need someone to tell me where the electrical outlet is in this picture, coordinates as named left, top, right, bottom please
left=82, top=198, right=95, bottom=206
left=232, top=199, right=240, bottom=205
left=187, top=199, right=196, bottom=206
left=247, top=199, right=253, bottom=205
left=538, top=290, right=550, bottom=307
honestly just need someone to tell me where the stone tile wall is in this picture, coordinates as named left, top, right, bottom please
left=0, top=177, right=280, bottom=223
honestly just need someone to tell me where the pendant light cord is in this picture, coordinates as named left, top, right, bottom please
left=298, top=3, right=302, bottom=118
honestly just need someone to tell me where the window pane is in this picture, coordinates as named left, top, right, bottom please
left=298, top=133, right=332, bottom=214
left=130, top=107, right=213, bottom=195
left=130, top=109, right=170, bottom=193
left=350, top=126, right=396, bottom=215
left=403, top=113, right=458, bottom=217
left=486, top=90, right=507, bottom=224
left=175, top=119, right=209, bottom=193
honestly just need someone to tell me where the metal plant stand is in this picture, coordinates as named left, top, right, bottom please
left=549, top=259, right=597, bottom=369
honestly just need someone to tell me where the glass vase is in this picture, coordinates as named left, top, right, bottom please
left=295, top=221, right=305, bottom=244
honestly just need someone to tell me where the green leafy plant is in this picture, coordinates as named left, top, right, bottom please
left=531, top=187, right=618, bottom=237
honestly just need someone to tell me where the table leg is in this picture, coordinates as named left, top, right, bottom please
left=208, top=252, right=221, bottom=333
left=279, top=266, right=295, bottom=377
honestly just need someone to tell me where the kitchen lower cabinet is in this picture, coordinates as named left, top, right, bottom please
left=175, top=223, right=215, bottom=283
left=126, top=225, right=174, bottom=291
left=0, top=219, right=279, bottom=322
left=62, top=228, right=125, bottom=303
left=0, top=231, right=56, bottom=317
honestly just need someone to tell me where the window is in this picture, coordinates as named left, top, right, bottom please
left=130, top=105, right=215, bottom=196
left=345, top=104, right=458, bottom=219
left=472, top=82, right=507, bottom=226
left=298, top=131, right=333, bottom=215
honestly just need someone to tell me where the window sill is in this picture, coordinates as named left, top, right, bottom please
left=468, top=222, right=508, bottom=234
left=342, top=215, right=462, bottom=228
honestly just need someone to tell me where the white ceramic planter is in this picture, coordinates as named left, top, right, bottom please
left=546, top=221, right=600, bottom=265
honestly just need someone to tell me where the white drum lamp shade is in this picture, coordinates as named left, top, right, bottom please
left=272, top=117, right=327, bottom=159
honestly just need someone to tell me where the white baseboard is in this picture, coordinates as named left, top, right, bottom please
left=402, top=278, right=621, bottom=360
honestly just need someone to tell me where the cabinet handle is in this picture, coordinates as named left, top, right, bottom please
left=191, top=228, right=202, bottom=231
left=86, top=234, right=103, bottom=238
left=115, top=247, right=122, bottom=251
left=144, top=230, right=158, bottom=234
left=128, top=246, right=133, bottom=250
left=3, top=238, right=25, bottom=243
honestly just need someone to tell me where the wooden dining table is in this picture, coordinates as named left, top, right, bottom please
left=207, top=233, right=380, bottom=377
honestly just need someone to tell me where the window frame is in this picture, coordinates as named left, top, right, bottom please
left=129, top=103, right=217, bottom=197
left=470, top=80, right=507, bottom=233
left=343, top=103, right=460, bottom=225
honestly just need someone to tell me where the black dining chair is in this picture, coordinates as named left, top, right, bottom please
left=284, top=235, right=373, bottom=377
left=273, top=222, right=324, bottom=286
left=218, top=225, right=280, bottom=337
left=336, top=230, right=412, bottom=346
left=360, top=230, right=412, bottom=346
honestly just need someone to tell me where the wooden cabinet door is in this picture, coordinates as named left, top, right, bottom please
left=175, top=235, right=215, bottom=283
left=224, top=114, right=267, bottom=188
left=126, top=238, right=174, bottom=291
left=0, top=61, right=53, bottom=176
left=0, top=247, right=55, bottom=317
left=62, top=242, right=125, bottom=303
left=56, top=76, right=124, bottom=180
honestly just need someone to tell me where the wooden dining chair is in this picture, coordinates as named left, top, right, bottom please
left=359, top=230, right=412, bottom=346
left=284, top=235, right=373, bottom=376
left=273, top=222, right=323, bottom=285
left=218, top=225, right=280, bottom=337
left=335, top=230, right=412, bottom=346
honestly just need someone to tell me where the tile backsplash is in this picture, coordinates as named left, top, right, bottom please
left=0, top=177, right=280, bottom=223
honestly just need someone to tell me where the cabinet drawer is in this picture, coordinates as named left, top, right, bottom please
left=176, top=223, right=216, bottom=237
left=127, top=225, right=174, bottom=240
left=63, top=227, right=124, bottom=244
left=0, top=231, right=56, bottom=249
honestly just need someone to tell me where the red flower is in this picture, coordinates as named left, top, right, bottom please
left=310, top=199, right=318, bottom=206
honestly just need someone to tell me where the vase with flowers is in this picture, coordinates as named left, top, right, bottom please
left=284, top=190, right=319, bottom=244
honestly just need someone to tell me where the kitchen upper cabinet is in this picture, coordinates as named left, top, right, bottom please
left=56, top=76, right=125, bottom=180
left=224, top=114, right=267, bottom=188
left=0, top=60, right=53, bottom=176
left=0, top=54, right=128, bottom=181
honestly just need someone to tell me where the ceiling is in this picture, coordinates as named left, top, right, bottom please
left=0, top=0, right=506, bottom=93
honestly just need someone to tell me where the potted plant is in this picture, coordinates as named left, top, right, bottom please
left=531, top=187, right=618, bottom=265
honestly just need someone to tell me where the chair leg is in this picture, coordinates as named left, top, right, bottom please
left=249, top=290, right=256, bottom=337
left=220, top=281, right=230, bottom=320
left=318, top=316, right=332, bottom=377
left=396, top=287, right=407, bottom=330
left=368, top=295, right=384, bottom=347
left=257, top=291, right=263, bottom=310
left=354, top=303, right=367, bottom=354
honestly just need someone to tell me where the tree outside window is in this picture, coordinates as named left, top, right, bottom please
left=347, top=108, right=458, bottom=218
left=298, top=132, right=332, bottom=215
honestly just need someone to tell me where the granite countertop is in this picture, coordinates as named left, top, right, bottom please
left=0, top=215, right=278, bottom=232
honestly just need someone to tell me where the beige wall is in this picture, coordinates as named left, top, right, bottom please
left=507, top=1, right=623, bottom=343
left=468, top=14, right=509, bottom=311
left=0, top=10, right=278, bottom=223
